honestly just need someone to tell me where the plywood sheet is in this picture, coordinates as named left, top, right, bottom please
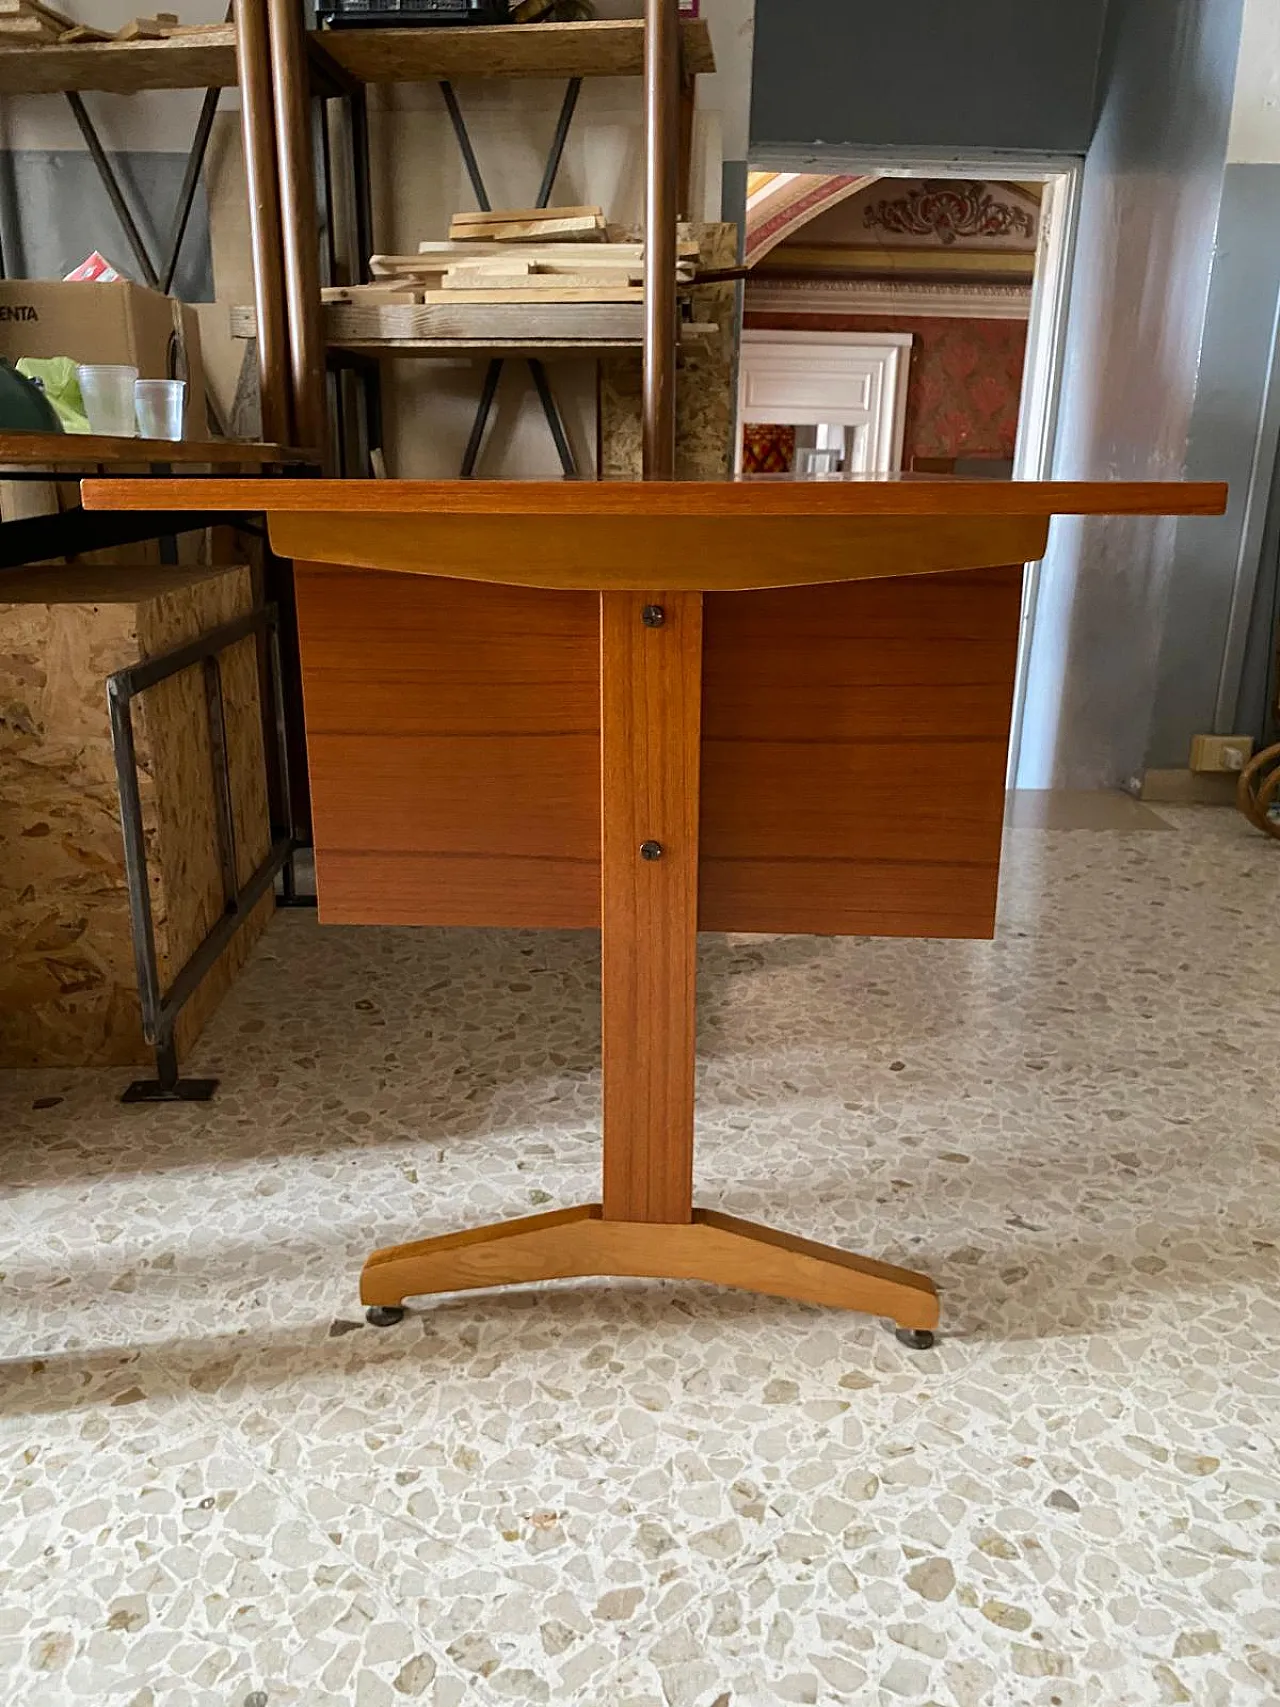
left=0, top=564, right=273, bottom=1066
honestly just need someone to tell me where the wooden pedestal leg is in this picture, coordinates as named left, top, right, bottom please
left=600, top=590, right=702, bottom=1224
left=359, top=589, right=940, bottom=1341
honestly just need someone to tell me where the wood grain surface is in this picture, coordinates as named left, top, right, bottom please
left=294, top=566, right=1023, bottom=941
left=84, top=475, right=1230, bottom=518
left=360, top=1203, right=939, bottom=1327
left=600, top=591, right=702, bottom=1224
left=0, top=18, right=714, bottom=97
left=698, top=570, right=1024, bottom=936
left=2, top=434, right=310, bottom=467
left=263, top=512, right=1052, bottom=593
left=294, top=569, right=600, bottom=928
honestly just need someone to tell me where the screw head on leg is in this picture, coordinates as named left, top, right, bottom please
left=366, top=1305, right=406, bottom=1329
left=895, top=1327, right=936, bottom=1351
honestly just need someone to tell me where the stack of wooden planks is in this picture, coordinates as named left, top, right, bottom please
left=0, top=5, right=221, bottom=44
left=233, top=216, right=714, bottom=350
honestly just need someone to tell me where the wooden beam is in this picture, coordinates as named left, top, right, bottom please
left=600, top=590, right=702, bottom=1223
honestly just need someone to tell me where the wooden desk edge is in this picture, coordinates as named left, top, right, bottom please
left=2, top=436, right=317, bottom=469
left=81, top=476, right=1230, bottom=519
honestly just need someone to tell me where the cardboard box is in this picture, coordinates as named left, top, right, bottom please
left=0, top=280, right=207, bottom=439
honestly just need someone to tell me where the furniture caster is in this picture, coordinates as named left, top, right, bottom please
left=895, top=1328, right=936, bottom=1351
left=366, top=1306, right=406, bottom=1328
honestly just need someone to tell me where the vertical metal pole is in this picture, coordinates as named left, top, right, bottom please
left=643, top=0, right=680, bottom=480
left=107, top=684, right=164, bottom=1048
left=202, top=655, right=241, bottom=911
left=267, top=616, right=296, bottom=845
left=267, top=0, right=329, bottom=464
left=235, top=0, right=293, bottom=447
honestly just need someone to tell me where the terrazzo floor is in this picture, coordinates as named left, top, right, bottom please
left=2, top=804, right=1278, bottom=1707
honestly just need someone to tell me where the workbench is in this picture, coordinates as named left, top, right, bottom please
left=83, top=472, right=1227, bottom=1341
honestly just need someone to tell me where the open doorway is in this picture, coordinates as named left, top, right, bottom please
left=734, top=157, right=1082, bottom=783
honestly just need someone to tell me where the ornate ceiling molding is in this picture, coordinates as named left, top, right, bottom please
left=861, top=181, right=1038, bottom=247
left=745, top=173, right=878, bottom=267
left=744, top=277, right=1033, bottom=322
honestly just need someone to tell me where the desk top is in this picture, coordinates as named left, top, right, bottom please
left=83, top=474, right=1228, bottom=520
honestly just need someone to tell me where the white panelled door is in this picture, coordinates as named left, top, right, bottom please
left=737, top=330, right=913, bottom=473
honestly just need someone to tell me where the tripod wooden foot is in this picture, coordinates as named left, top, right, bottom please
left=360, top=1204, right=939, bottom=1332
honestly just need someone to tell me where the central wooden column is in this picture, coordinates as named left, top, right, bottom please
left=600, top=590, right=703, bottom=1224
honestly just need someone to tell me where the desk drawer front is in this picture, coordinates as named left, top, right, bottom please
left=294, top=566, right=1021, bottom=938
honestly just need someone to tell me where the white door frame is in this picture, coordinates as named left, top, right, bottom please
left=737, top=329, right=913, bottom=473
left=742, top=149, right=1085, bottom=785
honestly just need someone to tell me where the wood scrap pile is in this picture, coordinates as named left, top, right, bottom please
left=354, top=205, right=697, bottom=307
left=235, top=214, right=717, bottom=350
left=0, top=5, right=222, bottom=45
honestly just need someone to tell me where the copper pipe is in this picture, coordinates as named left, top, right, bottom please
left=642, top=0, right=680, bottom=480
left=234, top=0, right=291, bottom=446
left=267, top=0, right=329, bottom=465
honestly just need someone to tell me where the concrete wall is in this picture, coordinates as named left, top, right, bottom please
left=749, top=0, right=1109, bottom=157
left=1016, top=0, right=1247, bottom=790
left=1156, top=0, right=1280, bottom=757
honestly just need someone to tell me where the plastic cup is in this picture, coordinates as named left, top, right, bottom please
left=76, top=364, right=139, bottom=436
left=134, top=378, right=186, bottom=442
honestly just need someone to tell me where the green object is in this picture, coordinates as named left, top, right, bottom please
left=16, top=357, right=88, bottom=434
left=0, top=358, right=64, bottom=434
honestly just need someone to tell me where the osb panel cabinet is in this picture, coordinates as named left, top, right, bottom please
left=0, top=564, right=272, bottom=1067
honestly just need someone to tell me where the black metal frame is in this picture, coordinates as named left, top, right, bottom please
left=63, top=84, right=228, bottom=437
left=439, top=75, right=583, bottom=478
left=107, top=603, right=295, bottom=1104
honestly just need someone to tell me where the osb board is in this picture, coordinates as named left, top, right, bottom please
left=599, top=222, right=738, bottom=482
left=0, top=565, right=272, bottom=1067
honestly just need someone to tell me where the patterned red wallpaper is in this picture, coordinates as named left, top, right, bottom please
left=742, top=313, right=1029, bottom=466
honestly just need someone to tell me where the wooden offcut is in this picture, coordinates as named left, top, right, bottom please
left=0, top=564, right=273, bottom=1067
left=114, top=13, right=178, bottom=41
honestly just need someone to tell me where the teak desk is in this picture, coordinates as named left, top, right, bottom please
left=85, top=475, right=1227, bottom=1345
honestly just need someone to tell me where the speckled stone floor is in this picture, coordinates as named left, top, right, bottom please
left=2, top=804, right=1278, bottom=1707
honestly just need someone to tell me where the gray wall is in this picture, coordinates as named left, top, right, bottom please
left=1146, top=163, right=1280, bottom=764
left=750, top=0, right=1110, bottom=155
left=0, top=151, right=212, bottom=302
left=1017, top=0, right=1246, bottom=789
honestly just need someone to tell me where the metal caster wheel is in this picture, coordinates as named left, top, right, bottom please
left=366, top=1306, right=406, bottom=1329
left=895, top=1328, right=936, bottom=1351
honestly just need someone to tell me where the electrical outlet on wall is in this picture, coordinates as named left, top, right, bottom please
left=1189, top=734, right=1255, bottom=774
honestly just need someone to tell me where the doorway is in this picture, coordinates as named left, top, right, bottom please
left=735, top=154, right=1083, bottom=784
